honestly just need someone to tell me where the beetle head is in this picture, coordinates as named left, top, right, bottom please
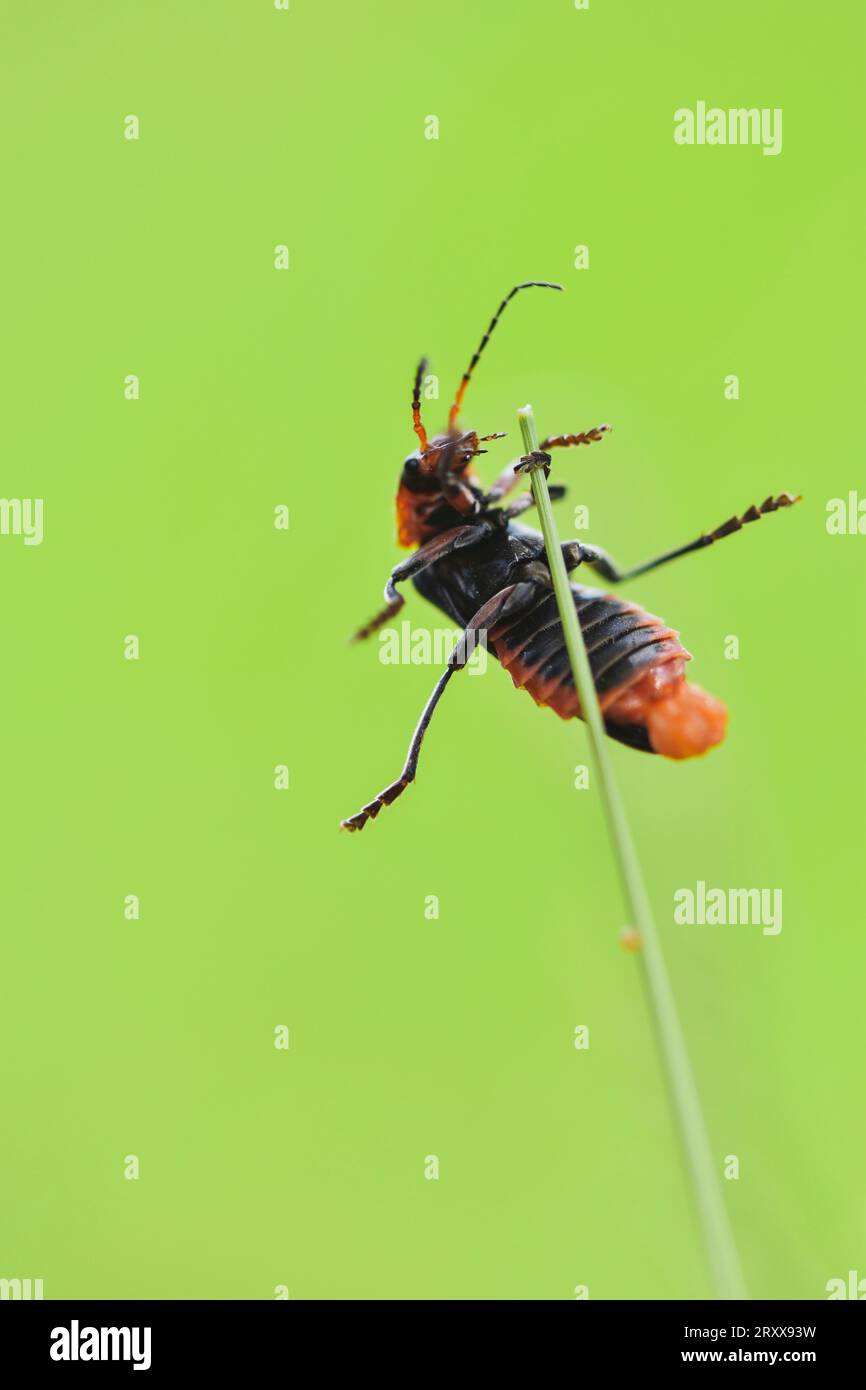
left=396, top=282, right=562, bottom=546
left=396, top=430, right=497, bottom=547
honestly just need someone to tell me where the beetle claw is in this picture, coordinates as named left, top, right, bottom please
left=514, top=450, right=552, bottom=477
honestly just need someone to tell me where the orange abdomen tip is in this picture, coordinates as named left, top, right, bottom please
left=645, top=680, right=728, bottom=759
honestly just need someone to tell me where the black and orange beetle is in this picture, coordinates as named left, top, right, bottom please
left=341, top=282, right=799, bottom=831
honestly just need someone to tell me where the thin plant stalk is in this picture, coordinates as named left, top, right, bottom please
left=517, top=404, right=746, bottom=1302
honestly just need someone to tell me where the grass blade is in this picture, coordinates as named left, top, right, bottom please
left=517, top=403, right=746, bottom=1301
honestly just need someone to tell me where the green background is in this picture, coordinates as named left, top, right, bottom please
left=1, top=0, right=863, bottom=1300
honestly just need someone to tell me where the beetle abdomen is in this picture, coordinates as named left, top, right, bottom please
left=491, top=584, right=727, bottom=759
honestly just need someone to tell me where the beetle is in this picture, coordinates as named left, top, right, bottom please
left=341, top=282, right=799, bottom=831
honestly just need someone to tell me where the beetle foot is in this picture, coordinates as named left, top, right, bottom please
left=514, top=450, right=552, bottom=477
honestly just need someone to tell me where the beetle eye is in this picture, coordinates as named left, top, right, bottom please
left=401, top=455, right=427, bottom=491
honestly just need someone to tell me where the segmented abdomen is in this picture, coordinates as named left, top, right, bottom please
left=490, top=584, right=690, bottom=752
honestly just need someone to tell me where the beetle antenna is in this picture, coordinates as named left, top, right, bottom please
left=412, top=357, right=429, bottom=451
left=448, top=282, right=563, bottom=431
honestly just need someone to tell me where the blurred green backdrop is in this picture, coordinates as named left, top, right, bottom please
left=0, top=0, right=863, bottom=1300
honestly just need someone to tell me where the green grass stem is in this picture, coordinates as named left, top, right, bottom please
left=517, top=403, right=746, bottom=1301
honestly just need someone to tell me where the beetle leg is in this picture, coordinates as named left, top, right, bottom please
left=483, top=442, right=572, bottom=507
left=500, top=492, right=536, bottom=520
left=341, top=581, right=543, bottom=830
left=340, top=668, right=457, bottom=829
left=496, top=485, right=567, bottom=522
left=576, top=493, right=801, bottom=584
left=349, top=521, right=492, bottom=641
left=482, top=459, right=525, bottom=505
left=561, top=540, right=588, bottom=572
